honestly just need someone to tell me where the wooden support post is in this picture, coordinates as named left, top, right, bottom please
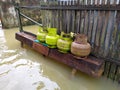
left=21, top=42, right=24, bottom=47
left=71, top=68, right=77, bottom=76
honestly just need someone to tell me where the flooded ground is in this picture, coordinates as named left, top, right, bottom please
left=0, top=24, right=120, bottom=90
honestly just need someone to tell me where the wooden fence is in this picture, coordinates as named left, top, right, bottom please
left=39, top=0, right=120, bottom=60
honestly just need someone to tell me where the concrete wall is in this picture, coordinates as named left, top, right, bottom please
left=0, top=0, right=18, bottom=28
left=0, top=0, right=41, bottom=28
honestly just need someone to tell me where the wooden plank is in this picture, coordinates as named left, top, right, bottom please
left=94, top=1, right=105, bottom=56
left=48, top=49, right=104, bottom=77
left=71, top=0, right=76, bottom=33
left=76, top=10, right=81, bottom=33
left=80, top=11, right=85, bottom=33
left=90, top=0, right=97, bottom=53
left=33, top=42, right=49, bottom=56
left=88, top=1, right=94, bottom=42
left=83, top=0, right=89, bottom=35
left=15, top=32, right=36, bottom=47
left=66, top=1, right=70, bottom=33
left=86, top=0, right=91, bottom=37
left=103, top=0, right=117, bottom=57
left=115, top=11, right=120, bottom=58
left=57, top=0, right=60, bottom=34
left=108, top=0, right=119, bottom=58
left=83, top=10, right=88, bottom=35
left=95, top=11, right=105, bottom=56
left=99, top=11, right=110, bottom=57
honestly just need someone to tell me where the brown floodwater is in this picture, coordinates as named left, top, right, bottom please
left=0, top=25, right=120, bottom=90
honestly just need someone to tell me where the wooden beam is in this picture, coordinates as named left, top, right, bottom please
left=17, top=5, right=120, bottom=11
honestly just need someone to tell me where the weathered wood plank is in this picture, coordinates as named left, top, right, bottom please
left=91, top=10, right=98, bottom=54
left=115, top=11, right=120, bottom=58
left=94, top=1, right=102, bottom=56
left=15, top=32, right=36, bottom=47
left=99, top=11, right=110, bottom=57
left=48, top=48, right=104, bottom=77
left=33, top=42, right=49, bottom=56
left=80, top=11, right=85, bottom=34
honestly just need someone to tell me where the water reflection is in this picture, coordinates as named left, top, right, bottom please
left=0, top=26, right=120, bottom=90
left=0, top=50, right=60, bottom=90
left=0, top=28, right=60, bottom=90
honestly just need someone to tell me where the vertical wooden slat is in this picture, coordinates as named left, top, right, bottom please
left=90, top=0, right=98, bottom=53
left=104, top=62, right=111, bottom=77
left=83, top=11, right=88, bottom=35
left=116, top=67, right=120, bottom=82
left=94, top=4, right=105, bottom=56
left=107, top=62, right=112, bottom=78
left=88, top=0, right=94, bottom=42
left=86, top=0, right=91, bottom=37
left=76, top=9, right=81, bottom=33
left=57, top=0, right=60, bottom=34
left=61, top=1, right=64, bottom=32
left=102, top=0, right=106, bottom=5
left=99, top=11, right=109, bottom=56
left=116, top=11, right=120, bottom=58
left=113, top=65, right=119, bottom=81
left=109, top=63, right=117, bottom=80
left=80, top=11, right=85, bottom=34
left=69, top=1, right=73, bottom=33
left=104, top=12, right=115, bottom=57
left=103, top=0, right=117, bottom=57
left=78, top=12, right=82, bottom=33
left=63, top=1, right=67, bottom=33
left=82, top=0, right=87, bottom=34
left=66, top=0, right=69, bottom=33
left=111, top=0, right=120, bottom=58
left=71, top=0, right=76, bottom=33
left=59, top=1, right=63, bottom=33
left=108, top=0, right=118, bottom=58
left=91, top=10, right=98, bottom=53
left=66, top=0, right=72, bottom=33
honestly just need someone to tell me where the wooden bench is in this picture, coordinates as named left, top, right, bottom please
left=16, top=32, right=104, bottom=77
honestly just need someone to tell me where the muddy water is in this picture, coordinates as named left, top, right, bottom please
left=0, top=25, right=120, bottom=90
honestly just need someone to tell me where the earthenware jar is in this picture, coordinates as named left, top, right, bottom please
left=37, top=27, right=47, bottom=42
left=71, top=34, right=91, bottom=58
left=57, top=32, right=73, bottom=53
left=45, top=28, right=59, bottom=48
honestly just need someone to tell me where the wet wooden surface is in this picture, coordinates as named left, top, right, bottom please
left=48, top=49, right=104, bottom=77
left=33, top=42, right=49, bottom=56
left=15, top=32, right=36, bottom=47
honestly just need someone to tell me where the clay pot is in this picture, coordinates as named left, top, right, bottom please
left=71, top=34, right=91, bottom=57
